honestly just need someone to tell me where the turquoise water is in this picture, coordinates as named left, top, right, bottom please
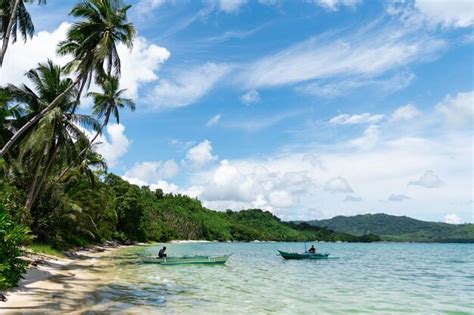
left=87, top=242, right=474, bottom=314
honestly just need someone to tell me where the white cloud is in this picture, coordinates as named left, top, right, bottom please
left=210, top=0, right=248, bottom=13
left=391, top=104, right=421, bottom=121
left=240, top=21, right=445, bottom=88
left=349, top=124, right=380, bottom=150
left=241, top=90, right=260, bottom=105
left=206, top=114, right=221, bottom=127
left=409, top=170, right=443, bottom=188
left=415, top=0, right=474, bottom=28
left=136, top=0, right=167, bottom=14
left=329, top=113, right=384, bottom=125
left=324, top=177, right=354, bottom=193
left=117, top=37, right=170, bottom=99
left=186, top=140, right=218, bottom=166
left=436, top=91, right=474, bottom=128
left=0, top=22, right=71, bottom=86
left=309, top=0, right=361, bottom=11
left=123, top=160, right=179, bottom=184
left=175, top=113, right=472, bottom=221
left=226, top=110, right=302, bottom=132
left=0, top=22, right=170, bottom=101
left=388, top=194, right=411, bottom=202
left=296, top=72, right=415, bottom=98
left=148, top=63, right=230, bottom=110
left=269, top=191, right=297, bottom=208
left=444, top=214, right=461, bottom=224
left=95, top=124, right=131, bottom=167
left=344, top=195, right=362, bottom=202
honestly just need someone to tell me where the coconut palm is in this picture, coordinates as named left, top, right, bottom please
left=0, top=0, right=46, bottom=66
left=0, top=0, right=135, bottom=157
left=4, top=60, right=99, bottom=213
left=55, top=74, right=134, bottom=182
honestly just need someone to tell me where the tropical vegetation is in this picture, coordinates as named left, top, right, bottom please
left=306, top=213, right=474, bottom=243
left=0, top=0, right=379, bottom=291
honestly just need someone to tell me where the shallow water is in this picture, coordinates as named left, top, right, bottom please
left=84, top=242, right=474, bottom=314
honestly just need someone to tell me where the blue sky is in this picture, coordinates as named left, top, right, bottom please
left=1, top=0, right=473, bottom=223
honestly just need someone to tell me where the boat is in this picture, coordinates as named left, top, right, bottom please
left=141, top=254, right=230, bottom=265
left=278, top=250, right=329, bottom=260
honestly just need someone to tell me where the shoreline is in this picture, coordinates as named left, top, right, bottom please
left=0, top=243, right=128, bottom=314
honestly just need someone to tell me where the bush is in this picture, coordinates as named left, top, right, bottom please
left=0, top=210, right=30, bottom=290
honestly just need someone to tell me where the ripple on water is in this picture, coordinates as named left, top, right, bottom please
left=81, top=242, right=474, bottom=314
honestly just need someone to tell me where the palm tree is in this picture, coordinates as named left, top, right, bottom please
left=55, top=74, right=135, bottom=182
left=0, top=0, right=135, bottom=157
left=0, top=0, right=46, bottom=66
left=4, top=60, right=99, bottom=214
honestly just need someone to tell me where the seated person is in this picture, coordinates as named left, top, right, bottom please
left=158, top=246, right=167, bottom=258
left=308, top=245, right=316, bottom=254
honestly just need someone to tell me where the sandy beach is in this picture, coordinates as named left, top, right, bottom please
left=0, top=246, right=124, bottom=314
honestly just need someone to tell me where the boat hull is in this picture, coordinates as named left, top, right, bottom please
left=141, top=255, right=230, bottom=265
left=278, top=250, right=329, bottom=260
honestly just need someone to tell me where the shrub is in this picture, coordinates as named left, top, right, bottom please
left=0, top=210, right=30, bottom=290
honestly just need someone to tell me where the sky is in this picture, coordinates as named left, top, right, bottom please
left=0, top=0, right=473, bottom=223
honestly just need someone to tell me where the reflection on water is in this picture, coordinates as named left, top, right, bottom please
left=84, top=242, right=474, bottom=314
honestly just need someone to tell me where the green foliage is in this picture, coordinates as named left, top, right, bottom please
left=0, top=209, right=30, bottom=290
left=307, top=213, right=474, bottom=242
left=26, top=243, right=64, bottom=258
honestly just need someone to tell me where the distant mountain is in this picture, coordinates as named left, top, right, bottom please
left=304, top=213, right=474, bottom=243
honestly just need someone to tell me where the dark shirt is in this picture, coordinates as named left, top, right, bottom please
left=158, top=248, right=167, bottom=258
left=308, top=247, right=316, bottom=253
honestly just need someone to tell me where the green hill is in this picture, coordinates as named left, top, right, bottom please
left=305, top=213, right=474, bottom=243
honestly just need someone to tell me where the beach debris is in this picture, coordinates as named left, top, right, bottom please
left=1, top=293, right=7, bottom=302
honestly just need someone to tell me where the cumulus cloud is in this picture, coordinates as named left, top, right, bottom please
left=329, top=113, right=384, bottom=125
left=95, top=124, right=131, bottom=167
left=309, top=0, right=361, bottom=11
left=123, top=160, right=180, bottom=184
left=415, top=0, right=474, bottom=28
left=388, top=194, right=411, bottom=202
left=436, top=91, right=474, bottom=128
left=0, top=22, right=170, bottom=101
left=444, top=214, right=461, bottom=224
left=349, top=124, right=380, bottom=150
left=324, top=177, right=354, bottom=193
left=186, top=140, right=218, bottom=166
left=391, top=104, right=421, bottom=121
left=206, top=114, right=221, bottom=127
left=409, top=170, right=443, bottom=188
left=148, top=63, right=230, bottom=110
left=241, top=90, right=260, bottom=105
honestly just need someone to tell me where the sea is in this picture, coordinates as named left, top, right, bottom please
left=84, top=242, right=474, bottom=314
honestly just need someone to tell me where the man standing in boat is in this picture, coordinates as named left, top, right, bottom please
left=158, top=246, right=167, bottom=258
left=308, top=245, right=316, bottom=254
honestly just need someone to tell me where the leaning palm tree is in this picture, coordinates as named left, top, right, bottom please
left=0, top=0, right=135, bottom=157
left=5, top=60, right=99, bottom=214
left=0, top=0, right=46, bottom=66
left=55, top=74, right=134, bottom=182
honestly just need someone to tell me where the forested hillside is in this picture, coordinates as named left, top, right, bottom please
left=306, top=214, right=474, bottom=242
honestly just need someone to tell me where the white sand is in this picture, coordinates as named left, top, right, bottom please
left=0, top=247, right=122, bottom=314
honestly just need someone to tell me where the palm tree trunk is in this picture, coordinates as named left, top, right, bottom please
left=0, top=77, right=80, bottom=157
left=55, top=121, right=106, bottom=183
left=0, top=0, right=21, bottom=66
left=29, top=146, right=57, bottom=212
left=24, top=152, right=45, bottom=218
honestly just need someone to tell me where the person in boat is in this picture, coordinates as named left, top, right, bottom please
left=158, top=246, right=167, bottom=258
left=308, top=245, right=316, bottom=254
